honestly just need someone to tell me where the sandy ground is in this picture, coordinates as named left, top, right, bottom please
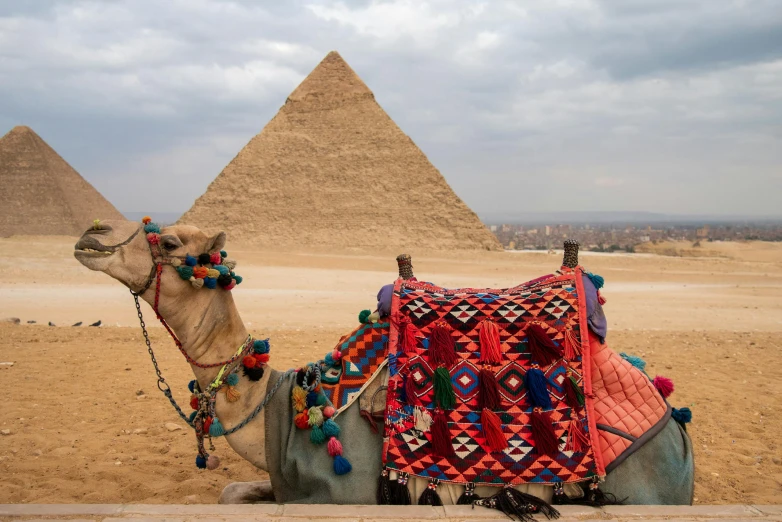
left=1, top=236, right=781, bottom=504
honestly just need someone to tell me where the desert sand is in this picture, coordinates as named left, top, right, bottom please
left=1, top=236, right=781, bottom=504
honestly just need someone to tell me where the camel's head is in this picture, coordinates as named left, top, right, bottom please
left=73, top=219, right=227, bottom=295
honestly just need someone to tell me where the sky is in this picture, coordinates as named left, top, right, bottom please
left=1, top=0, right=781, bottom=219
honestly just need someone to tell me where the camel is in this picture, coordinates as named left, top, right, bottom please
left=74, top=220, right=694, bottom=507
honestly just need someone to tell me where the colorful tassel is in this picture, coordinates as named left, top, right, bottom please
left=525, top=365, right=552, bottom=409
left=310, top=425, right=326, bottom=444
left=327, top=436, right=343, bottom=456
left=530, top=408, right=559, bottom=457
left=308, top=406, right=324, bottom=427
left=563, top=327, right=581, bottom=360
left=564, top=373, right=585, bottom=409
left=526, top=324, right=562, bottom=366
left=208, top=418, right=224, bottom=437
left=586, top=272, right=604, bottom=289
left=414, top=406, right=433, bottom=432
left=399, top=316, right=419, bottom=354
left=565, top=416, right=589, bottom=453
left=479, top=319, right=503, bottom=364
left=292, top=386, right=307, bottom=412
left=481, top=408, right=507, bottom=452
left=597, top=291, right=607, bottom=305
left=428, top=322, right=458, bottom=367
left=333, top=455, right=352, bottom=475
left=206, top=454, right=221, bottom=470
left=620, top=352, right=647, bottom=373
left=433, top=366, right=456, bottom=409
left=418, top=479, right=443, bottom=506
left=431, top=410, right=455, bottom=457
left=653, top=375, right=674, bottom=398
left=478, top=367, right=500, bottom=409
left=322, top=418, right=340, bottom=438
left=294, top=411, right=310, bottom=430
left=224, top=386, right=240, bottom=402
left=405, top=373, right=421, bottom=406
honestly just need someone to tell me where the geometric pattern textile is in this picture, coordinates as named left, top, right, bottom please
left=381, top=267, right=604, bottom=486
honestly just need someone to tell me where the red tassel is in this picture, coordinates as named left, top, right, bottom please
left=653, top=375, right=674, bottom=398
left=597, top=291, right=606, bottom=305
left=405, top=374, right=421, bottom=406
left=565, top=416, right=589, bottom=453
left=399, top=316, right=419, bottom=354
left=479, top=319, right=502, bottom=364
left=428, top=322, right=458, bottom=367
left=526, top=324, right=562, bottom=366
left=530, top=408, right=559, bottom=457
left=481, top=408, right=507, bottom=452
left=431, top=410, right=455, bottom=457
left=563, top=327, right=581, bottom=360
left=478, top=368, right=500, bottom=409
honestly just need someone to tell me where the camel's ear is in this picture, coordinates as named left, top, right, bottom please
left=206, top=231, right=227, bottom=254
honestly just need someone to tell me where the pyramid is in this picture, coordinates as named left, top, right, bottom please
left=0, top=126, right=124, bottom=237
left=180, top=51, right=501, bottom=251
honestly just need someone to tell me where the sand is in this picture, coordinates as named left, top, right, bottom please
left=1, top=236, right=781, bottom=504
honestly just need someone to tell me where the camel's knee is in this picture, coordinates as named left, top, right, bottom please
left=218, top=481, right=275, bottom=504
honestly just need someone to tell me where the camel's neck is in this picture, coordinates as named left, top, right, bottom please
left=143, top=287, right=250, bottom=387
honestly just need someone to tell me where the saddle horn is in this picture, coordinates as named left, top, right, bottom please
left=562, top=240, right=579, bottom=268
left=396, top=254, right=414, bottom=280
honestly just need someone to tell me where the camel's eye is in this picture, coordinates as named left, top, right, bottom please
left=163, top=241, right=178, bottom=251
left=160, top=235, right=183, bottom=252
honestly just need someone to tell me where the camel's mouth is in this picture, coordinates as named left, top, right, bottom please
left=74, top=236, right=117, bottom=259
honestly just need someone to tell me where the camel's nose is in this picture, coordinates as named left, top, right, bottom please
left=81, top=224, right=114, bottom=236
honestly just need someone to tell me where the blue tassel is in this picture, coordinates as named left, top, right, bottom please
left=209, top=418, right=224, bottom=437
left=388, top=353, right=399, bottom=377
left=204, top=277, right=217, bottom=289
left=234, top=275, right=243, bottom=285
left=620, top=353, right=649, bottom=376
left=525, top=368, right=552, bottom=409
left=253, top=339, right=270, bottom=354
left=220, top=250, right=227, bottom=258
left=306, top=391, right=319, bottom=408
left=672, top=407, right=692, bottom=424
left=323, top=419, right=340, bottom=438
left=144, top=223, right=161, bottom=234
left=334, top=455, right=352, bottom=475
left=226, top=373, right=239, bottom=386
left=188, top=379, right=197, bottom=392
left=195, top=455, right=207, bottom=469
left=214, top=264, right=230, bottom=275
left=185, top=254, right=197, bottom=267
left=586, top=272, right=604, bottom=289
left=188, top=411, right=197, bottom=422
left=310, top=425, right=326, bottom=444
left=316, top=393, right=328, bottom=406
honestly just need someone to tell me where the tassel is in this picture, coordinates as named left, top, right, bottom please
left=586, top=272, right=605, bottom=289
left=405, top=373, right=421, bottom=406
left=417, top=479, right=443, bottom=506
left=597, top=291, right=607, bottom=306
left=563, top=327, right=580, bottom=360
left=457, top=482, right=480, bottom=505
left=428, top=322, right=458, bottom=367
left=333, top=455, right=352, bottom=475
left=653, top=375, right=674, bottom=398
left=327, top=437, right=343, bottom=456
left=323, top=418, right=340, bottom=438
left=530, top=408, right=559, bottom=457
left=208, top=418, right=224, bottom=437
left=399, top=316, right=419, bottom=354
left=414, top=406, right=433, bottom=432
left=195, top=454, right=207, bottom=469
left=481, top=408, right=507, bottom=451
left=242, top=365, right=265, bottom=381
left=552, top=483, right=569, bottom=505
left=475, top=486, right=560, bottom=521
left=377, top=467, right=394, bottom=505
left=619, top=352, right=647, bottom=373
left=431, top=410, right=455, bottom=457
left=672, top=407, right=693, bottom=428
left=525, top=366, right=552, bottom=409
left=478, top=367, right=500, bottom=409
left=398, top=373, right=408, bottom=402
left=479, top=319, right=503, bottom=364
left=224, top=386, right=240, bottom=403
left=584, top=477, right=623, bottom=506
left=565, top=417, right=588, bottom=453
left=433, top=366, right=456, bottom=409
left=563, top=374, right=585, bottom=409
left=206, top=454, right=221, bottom=470
left=396, top=472, right=412, bottom=505
left=310, top=425, right=326, bottom=444
left=294, top=411, right=310, bottom=430
left=526, top=324, right=562, bottom=366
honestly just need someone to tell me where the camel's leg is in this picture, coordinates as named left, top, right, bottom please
left=218, top=481, right=275, bottom=504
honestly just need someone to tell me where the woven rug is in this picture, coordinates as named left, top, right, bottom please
left=381, top=267, right=603, bottom=486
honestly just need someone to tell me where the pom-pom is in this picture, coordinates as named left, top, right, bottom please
left=198, top=253, right=212, bottom=265
left=358, top=309, right=372, bottom=324
left=225, top=386, right=240, bottom=402
left=308, top=406, right=324, bottom=427
left=306, top=391, right=319, bottom=408
left=176, top=266, right=194, bottom=280
left=204, top=277, right=217, bottom=289
left=209, top=418, right=224, bottom=437
left=433, top=366, right=456, bottom=409
left=332, top=349, right=342, bottom=361
left=481, top=408, right=507, bottom=452
left=310, top=425, right=326, bottom=444
left=243, top=355, right=257, bottom=368
left=429, top=322, right=458, bottom=367
left=530, top=408, right=559, bottom=457
left=253, top=339, right=270, bottom=354
left=189, top=411, right=197, bottom=422
left=323, top=418, right=340, bottom=438
left=324, top=353, right=335, bottom=366
left=171, top=257, right=181, bottom=267
left=214, top=264, right=229, bottom=275
left=526, top=323, right=562, bottom=366
left=292, top=386, right=307, bottom=412
left=224, top=259, right=237, bottom=270
left=431, top=410, right=455, bottom=457
left=195, top=455, right=207, bottom=469
left=478, top=367, right=500, bottom=410
left=315, top=393, right=327, bottom=406
left=206, top=454, right=221, bottom=470
left=206, top=268, right=220, bottom=278
left=210, top=252, right=222, bottom=265
left=185, top=254, right=197, bottom=267
left=233, top=274, right=243, bottom=285
left=333, top=455, right=352, bottom=475
left=142, top=216, right=152, bottom=224
left=144, top=223, right=161, bottom=234
left=190, top=396, right=199, bottom=410
left=526, top=366, right=552, bottom=409
left=146, top=233, right=160, bottom=245
left=327, top=436, right=343, bottom=456
left=586, top=272, right=605, bottom=289
left=224, top=280, right=237, bottom=290
left=479, top=319, right=503, bottom=364
left=217, top=274, right=233, bottom=287
left=226, top=373, right=239, bottom=386
left=191, top=278, right=204, bottom=289
left=242, top=365, right=264, bottom=381
left=188, top=380, right=197, bottom=393
left=294, top=411, right=310, bottom=429
left=653, top=376, right=674, bottom=398
left=193, top=266, right=209, bottom=279
left=672, top=407, right=692, bottom=425
left=220, top=250, right=227, bottom=258
left=323, top=405, right=335, bottom=418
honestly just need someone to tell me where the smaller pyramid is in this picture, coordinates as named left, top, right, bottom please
left=0, top=126, right=124, bottom=237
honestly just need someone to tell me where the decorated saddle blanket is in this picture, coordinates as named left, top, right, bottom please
left=381, top=267, right=602, bottom=486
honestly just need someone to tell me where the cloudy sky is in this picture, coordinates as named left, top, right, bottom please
left=1, top=0, right=781, bottom=219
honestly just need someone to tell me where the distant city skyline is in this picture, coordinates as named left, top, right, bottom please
left=1, top=1, right=781, bottom=218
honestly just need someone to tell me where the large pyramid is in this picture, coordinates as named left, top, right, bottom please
left=180, top=51, right=501, bottom=251
left=0, top=126, right=124, bottom=237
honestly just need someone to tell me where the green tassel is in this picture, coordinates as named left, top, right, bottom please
left=209, top=418, right=224, bottom=437
left=567, top=375, right=585, bottom=407
left=310, top=425, right=326, bottom=444
left=358, top=309, right=371, bottom=324
left=433, top=367, right=456, bottom=410
left=176, top=266, right=194, bottom=280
